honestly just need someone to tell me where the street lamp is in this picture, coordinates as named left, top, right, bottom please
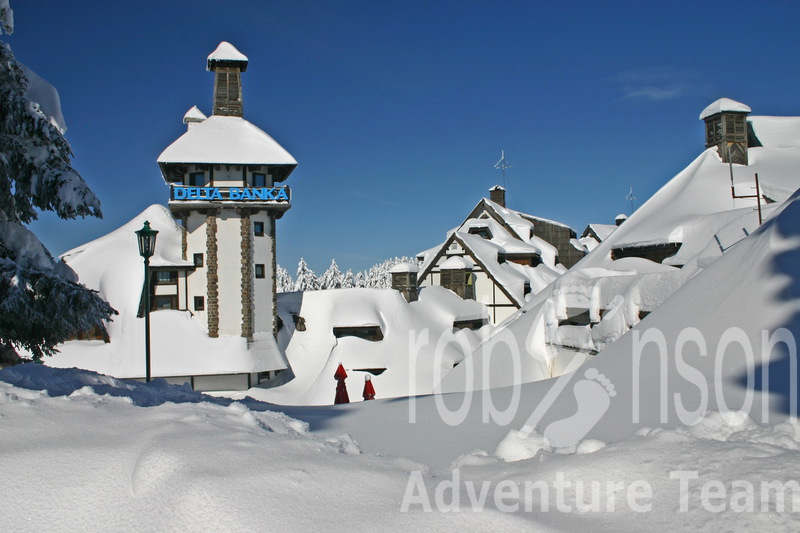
left=135, top=220, right=158, bottom=383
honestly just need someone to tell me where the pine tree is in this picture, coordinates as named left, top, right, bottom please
left=0, top=9, right=116, bottom=361
left=319, top=259, right=343, bottom=290
left=342, top=269, right=354, bottom=289
left=293, top=258, right=318, bottom=292
left=276, top=265, right=293, bottom=293
left=354, top=271, right=365, bottom=288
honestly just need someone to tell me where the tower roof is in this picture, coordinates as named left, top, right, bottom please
left=699, top=98, right=751, bottom=120
left=207, top=41, right=248, bottom=71
left=157, top=115, right=297, bottom=167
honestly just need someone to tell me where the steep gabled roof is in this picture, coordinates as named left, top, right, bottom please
left=417, top=230, right=527, bottom=307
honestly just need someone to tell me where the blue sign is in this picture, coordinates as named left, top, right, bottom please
left=171, top=186, right=289, bottom=202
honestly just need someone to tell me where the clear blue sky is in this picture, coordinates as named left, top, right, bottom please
left=12, top=1, right=800, bottom=275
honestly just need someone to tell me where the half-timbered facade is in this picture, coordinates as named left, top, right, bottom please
left=417, top=187, right=582, bottom=324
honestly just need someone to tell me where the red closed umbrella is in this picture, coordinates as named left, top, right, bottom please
left=362, top=375, right=376, bottom=400
left=334, top=363, right=350, bottom=404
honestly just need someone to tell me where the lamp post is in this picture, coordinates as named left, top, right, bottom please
left=135, top=221, right=158, bottom=383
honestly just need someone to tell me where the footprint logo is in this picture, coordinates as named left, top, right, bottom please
left=542, top=368, right=616, bottom=447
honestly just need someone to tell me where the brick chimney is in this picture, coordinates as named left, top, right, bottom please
left=207, top=42, right=248, bottom=117
left=490, top=185, right=506, bottom=207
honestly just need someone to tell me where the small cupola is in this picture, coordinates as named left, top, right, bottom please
left=700, top=98, right=751, bottom=165
left=182, top=106, right=207, bottom=130
left=490, top=185, right=506, bottom=207
left=207, top=41, right=249, bottom=117
left=389, top=262, right=419, bottom=303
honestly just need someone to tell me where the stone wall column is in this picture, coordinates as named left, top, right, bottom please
left=180, top=214, right=188, bottom=260
left=206, top=211, right=219, bottom=337
left=240, top=212, right=253, bottom=341
left=271, top=216, right=277, bottom=338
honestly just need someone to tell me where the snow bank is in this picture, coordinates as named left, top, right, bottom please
left=248, top=286, right=489, bottom=405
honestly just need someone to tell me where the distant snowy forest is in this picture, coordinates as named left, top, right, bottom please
left=278, top=257, right=419, bottom=292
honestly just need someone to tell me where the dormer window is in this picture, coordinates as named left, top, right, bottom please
left=468, top=226, right=492, bottom=239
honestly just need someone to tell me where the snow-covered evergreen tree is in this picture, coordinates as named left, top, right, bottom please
left=0, top=6, right=115, bottom=361
left=276, top=265, right=293, bottom=293
left=319, top=259, right=343, bottom=290
left=342, top=269, right=354, bottom=289
left=354, top=271, right=365, bottom=288
left=293, top=258, right=318, bottom=292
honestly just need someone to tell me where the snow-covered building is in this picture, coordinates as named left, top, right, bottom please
left=579, top=216, right=623, bottom=252
left=46, top=42, right=296, bottom=391
left=417, top=187, right=583, bottom=324
left=157, top=41, right=296, bottom=340
left=439, top=98, right=800, bottom=393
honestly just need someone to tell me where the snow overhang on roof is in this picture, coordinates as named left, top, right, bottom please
left=699, top=98, right=751, bottom=120
left=183, top=105, right=207, bottom=125
left=389, top=262, right=419, bottom=274
left=207, top=41, right=248, bottom=71
left=440, top=256, right=475, bottom=270
left=157, top=115, right=297, bottom=179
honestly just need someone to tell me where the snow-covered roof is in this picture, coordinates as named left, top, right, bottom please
left=583, top=223, right=618, bottom=242
left=262, top=287, right=488, bottom=405
left=699, top=98, right=751, bottom=120
left=207, top=41, right=248, bottom=69
left=157, top=115, right=297, bottom=167
left=440, top=256, right=475, bottom=270
left=579, top=116, right=800, bottom=258
left=183, top=105, right=207, bottom=124
left=388, top=261, right=419, bottom=274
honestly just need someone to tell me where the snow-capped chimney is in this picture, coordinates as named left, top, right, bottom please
left=207, top=41, right=248, bottom=117
left=490, top=185, right=506, bottom=207
left=390, top=262, right=419, bottom=303
left=615, top=213, right=627, bottom=226
left=183, top=106, right=207, bottom=130
left=700, top=98, right=751, bottom=165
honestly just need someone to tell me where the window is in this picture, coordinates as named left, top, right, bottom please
left=193, top=253, right=204, bottom=267
left=252, top=173, right=267, bottom=187
left=468, top=226, right=492, bottom=239
left=154, top=271, right=177, bottom=284
left=441, top=269, right=474, bottom=300
left=153, top=295, right=178, bottom=310
left=253, top=221, right=265, bottom=236
left=453, top=318, right=487, bottom=331
left=194, top=296, right=205, bottom=311
left=333, top=326, right=384, bottom=341
left=189, top=172, right=205, bottom=187
left=255, top=264, right=265, bottom=278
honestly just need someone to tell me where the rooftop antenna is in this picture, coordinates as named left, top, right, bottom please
left=626, top=186, right=637, bottom=214
left=494, top=150, right=512, bottom=190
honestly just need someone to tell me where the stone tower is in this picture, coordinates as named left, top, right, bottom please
left=156, top=42, right=297, bottom=340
